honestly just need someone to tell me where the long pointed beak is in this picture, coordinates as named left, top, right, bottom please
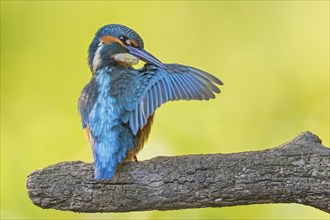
left=125, top=46, right=167, bottom=69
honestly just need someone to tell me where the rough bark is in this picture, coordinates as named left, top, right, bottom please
left=26, top=131, right=330, bottom=213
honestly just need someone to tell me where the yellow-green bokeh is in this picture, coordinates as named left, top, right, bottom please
left=1, top=1, right=329, bottom=219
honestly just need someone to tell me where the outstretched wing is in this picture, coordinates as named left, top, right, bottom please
left=126, top=64, right=223, bottom=135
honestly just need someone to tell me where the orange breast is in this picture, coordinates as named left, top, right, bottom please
left=125, top=114, right=154, bottom=161
left=84, top=126, right=95, bottom=151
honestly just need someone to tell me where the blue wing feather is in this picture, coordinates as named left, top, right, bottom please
left=164, top=76, right=174, bottom=100
left=181, top=74, right=203, bottom=100
left=173, top=74, right=187, bottom=99
left=156, top=82, right=163, bottom=105
left=169, top=75, right=183, bottom=99
left=188, top=74, right=215, bottom=99
left=139, top=104, right=145, bottom=130
left=149, top=88, right=154, bottom=116
left=144, top=93, right=150, bottom=118
left=160, top=78, right=169, bottom=101
left=156, top=84, right=162, bottom=108
left=189, top=66, right=223, bottom=85
left=152, top=86, right=158, bottom=111
left=177, top=74, right=193, bottom=99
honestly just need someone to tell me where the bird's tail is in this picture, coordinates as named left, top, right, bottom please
left=93, top=140, right=127, bottom=180
left=92, top=124, right=136, bottom=180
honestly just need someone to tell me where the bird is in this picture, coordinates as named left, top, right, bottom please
left=78, top=24, right=223, bottom=180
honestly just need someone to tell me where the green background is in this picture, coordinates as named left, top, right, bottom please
left=1, top=1, right=329, bottom=219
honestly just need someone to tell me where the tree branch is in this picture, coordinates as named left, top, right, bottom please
left=26, top=131, right=330, bottom=213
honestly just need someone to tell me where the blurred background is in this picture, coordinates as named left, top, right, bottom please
left=1, top=1, right=329, bottom=219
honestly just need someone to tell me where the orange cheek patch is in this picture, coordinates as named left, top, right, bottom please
left=100, top=35, right=124, bottom=45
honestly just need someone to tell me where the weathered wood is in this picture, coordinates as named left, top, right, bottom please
left=26, top=131, right=330, bottom=213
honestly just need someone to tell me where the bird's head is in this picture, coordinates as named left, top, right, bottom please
left=88, top=24, right=166, bottom=74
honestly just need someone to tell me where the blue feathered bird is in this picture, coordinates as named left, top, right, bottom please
left=78, top=24, right=223, bottom=180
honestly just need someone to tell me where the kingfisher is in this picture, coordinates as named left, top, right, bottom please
left=78, top=24, right=223, bottom=180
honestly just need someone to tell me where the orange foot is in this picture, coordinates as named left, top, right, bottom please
left=133, top=155, right=138, bottom=162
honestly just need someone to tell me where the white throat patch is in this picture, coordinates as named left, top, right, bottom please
left=113, top=53, right=139, bottom=66
left=92, top=45, right=103, bottom=74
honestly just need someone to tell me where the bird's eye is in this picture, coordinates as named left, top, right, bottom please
left=119, top=35, right=128, bottom=42
left=118, top=35, right=138, bottom=48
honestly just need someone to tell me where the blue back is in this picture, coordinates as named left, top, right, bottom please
left=80, top=67, right=136, bottom=180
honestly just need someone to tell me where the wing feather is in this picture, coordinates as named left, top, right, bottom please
left=189, top=73, right=215, bottom=99
left=177, top=74, right=195, bottom=99
left=149, top=88, right=154, bottom=118
left=157, top=82, right=163, bottom=105
left=164, top=76, right=174, bottom=100
left=180, top=74, right=203, bottom=100
left=173, top=74, right=190, bottom=99
left=160, top=78, right=170, bottom=101
left=127, top=64, right=223, bottom=135
left=169, top=75, right=183, bottom=99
